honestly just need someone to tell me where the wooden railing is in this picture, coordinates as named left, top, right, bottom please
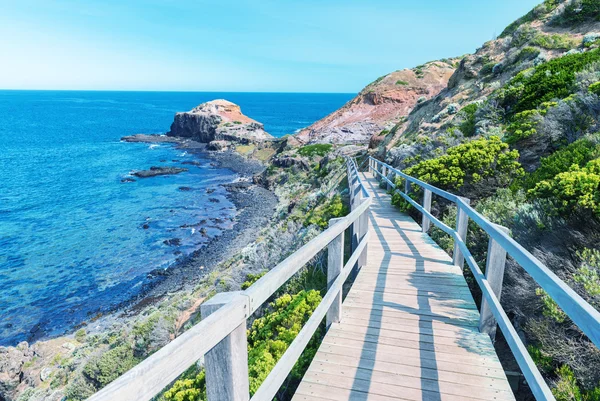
left=367, top=156, right=600, bottom=401
left=88, top=158, right=371, bottom=401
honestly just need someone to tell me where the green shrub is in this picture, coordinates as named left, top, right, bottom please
left=551, top=364, right=600, bottom=401
left=500, top=49, right=600, bottom=116
left=242, top=272, right=267, bottom=290
left=536, top=288, right=567, bottom=323
left=247, top=290, right=322, bottom=396
left=297, top=144, right=332, bottom=158
left=552, top=0, right=600, bottom=26
left=163, top=366, right=206, bottom=401
left=458, top=103, right=479, bottom=137
left=403, top=136, right=524, bottom=191
left=83, top=344, right=140, bottom=387
left=527, top=344, right=554, bottom=373
left=524, top=139, right=600, bottom=189
left=529, top=158, right=600, bottom=217
left=589, top=81, right=600, bottom=95
left=574, top=248, right=600, bottom=298
left=506, top=109, right=541, bottom=143
left=517, top=46, right=541, bottom=62
left=395, top=80, right=409, bottom=86
left=304, top=195, right=349, bottom=228
left=553, top=365, right=583, bottom=400
left=481, top=62, right=496, bottom=75
left=75, top=329, right=86, bottom=343
left=500, top=0, right=562, bottom=38
left=531, top=33, right=579, bottom=50
left=162, top=290, right=322, bottom=400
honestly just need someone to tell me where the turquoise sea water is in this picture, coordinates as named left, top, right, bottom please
left=0, top=90, right=353, bottom=345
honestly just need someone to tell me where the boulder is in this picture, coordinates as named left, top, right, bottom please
left=207, top=140, right=230, bottom=151
left=271, top=156, right=310, bottom=170
left=133, top=167, right=188, bottom=178
left=120, top=134, right=181, bottom=143
left=0, top=342, right=34, bottom=400
left=167, top=100, right=273, bottom=144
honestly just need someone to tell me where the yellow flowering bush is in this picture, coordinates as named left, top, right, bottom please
left=404, top=136, right=524, bottom=191
left=530, top=159, right=600, bottom=217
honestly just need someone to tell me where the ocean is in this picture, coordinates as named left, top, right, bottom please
left=0, top=90, right=353, bottom=346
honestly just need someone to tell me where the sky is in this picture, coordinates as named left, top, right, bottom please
left=0, top=0, right=543, bottom=93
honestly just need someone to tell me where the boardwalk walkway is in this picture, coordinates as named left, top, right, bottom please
left=293, top=172, right=515, bottom=401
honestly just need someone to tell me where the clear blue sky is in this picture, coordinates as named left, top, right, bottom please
left=0, top=0, right=542, bottom=92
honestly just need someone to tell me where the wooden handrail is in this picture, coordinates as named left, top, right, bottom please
left=368, top=156, right=600, bottom=401
left=88, top=158, right=371, bottom=401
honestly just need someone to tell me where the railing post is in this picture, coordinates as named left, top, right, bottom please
left=381, top=165, right=387, bottom=185
left=351, top=189, right=362, bottom=278
left=387, top=171, right=393, bottom=192
left=404, top=178, right=411, bottom=195
left=201, top=292, right=250, bottom=401
left=422, top=189, right=432, bottom=233
left=358, top=200, right=369, bottom=269
left=479, top=225, right=509, bottom=341
left=453, top=197, right=471, bottom=268
left=327, top=218, right=344, bottom=329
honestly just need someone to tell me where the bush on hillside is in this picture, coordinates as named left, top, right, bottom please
left=499, top=0, right=562, bottom=38
left=530, top=158, right=600, bottom=217
left=551, top=0, right=600, bottom=26
left=590, top=82, right=600, bottom=96
left=403, top=136, right=524, bottom=194
left=457, top=103, right=479, bottom=137
left=303, top=194, right=348, bottom=229
left=247, top=290, right=323, bottom=396
left=499, top=49, right=600, bottom=116
left=160, top=290, right=323, bottom=401
left=297, top=144, right=332, bottom=158
left=530, top=33, right=579, bottom=51
left=523, top=138, right=600, bottom=188
left=505, top=101, right=557, bottom=143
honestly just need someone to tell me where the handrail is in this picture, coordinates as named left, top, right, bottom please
left=88, top=158, right=371, bottom=401
left=368, top=156, right=600, bottom=401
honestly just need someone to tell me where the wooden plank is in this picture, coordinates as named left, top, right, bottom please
left=326, top=326, right=496, bottom=357
left=303, top=361, right=514, bottom=400
left=308, top=352, right=513, bottom=393
left=321, top=334, right=503, bottom=369
left=341, top=305, right=483, bottom=333
left=337, top=320, right=488, bottom=347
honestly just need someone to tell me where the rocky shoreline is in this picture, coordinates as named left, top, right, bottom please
left=123, top=140, right=278, bottom=316
left=0, top=99, right=313, bottom=401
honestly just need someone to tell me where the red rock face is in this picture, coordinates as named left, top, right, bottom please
left=295, top=62, right=456, bottom=144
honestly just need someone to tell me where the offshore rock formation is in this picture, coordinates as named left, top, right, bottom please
left=295, top=63, right=457, bottom=144
left=167, top=100, right=273, bottom=144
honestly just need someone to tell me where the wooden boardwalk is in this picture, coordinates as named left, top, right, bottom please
left=293, top=172, right=515, bottom=401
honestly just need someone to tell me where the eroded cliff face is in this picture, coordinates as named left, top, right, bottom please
left=295, top=62, right=457, bottom=144
left=168, top=99, right=273, bottom=144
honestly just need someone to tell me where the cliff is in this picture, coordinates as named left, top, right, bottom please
left=295, top=62, right=457, bottom=145
left=168, top=100, right=273, bottom=144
